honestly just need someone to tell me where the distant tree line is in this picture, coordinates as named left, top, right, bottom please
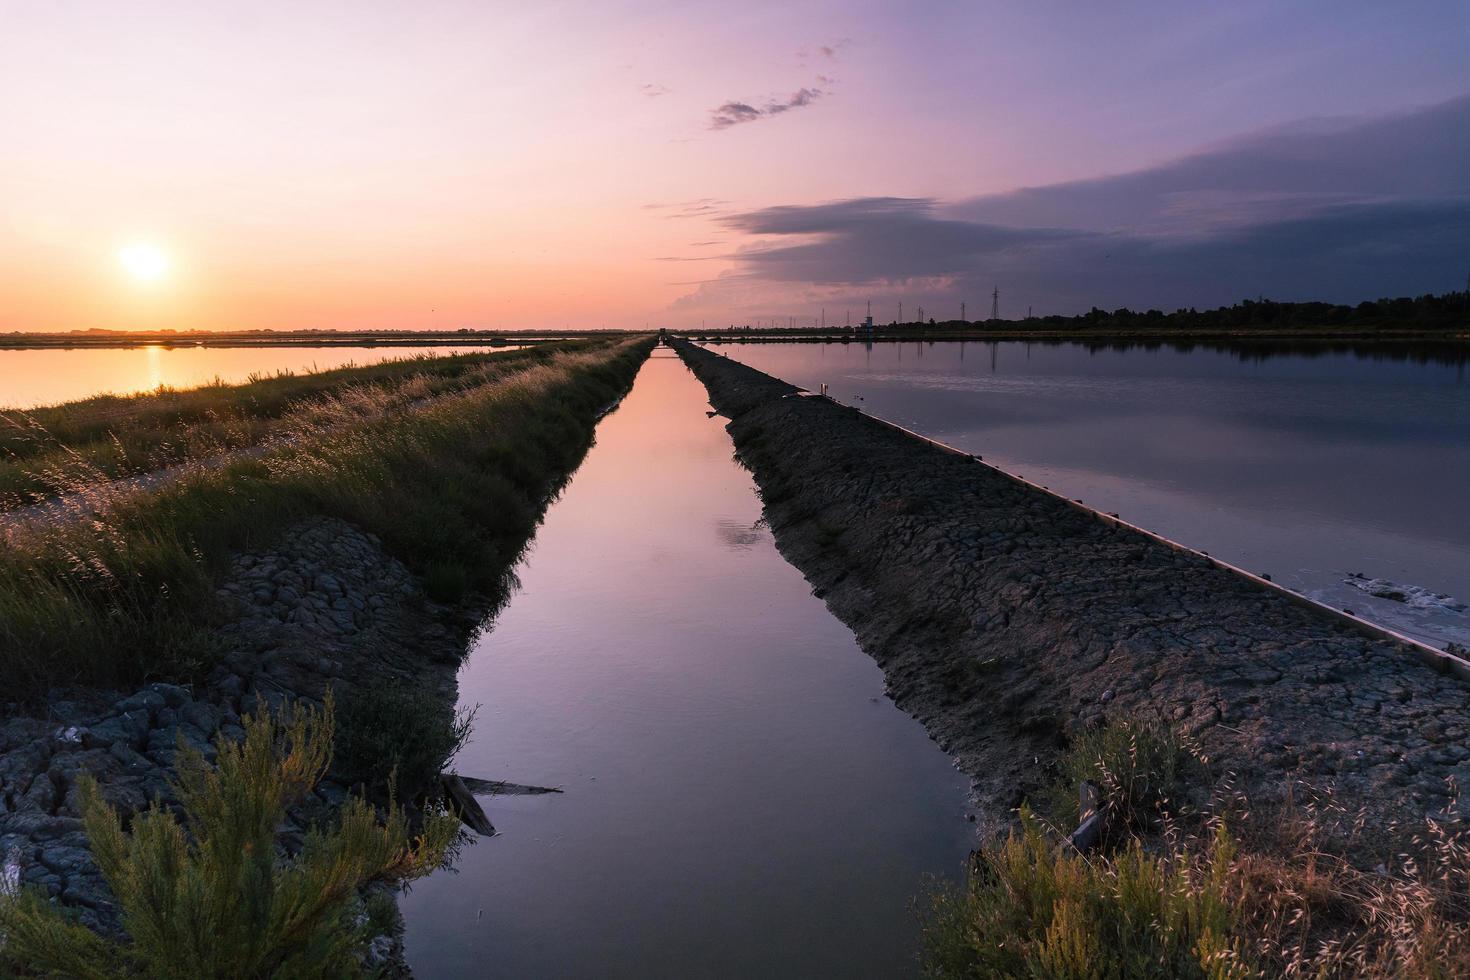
left=703, top=290, right=1469, bottom=337
left=1023, top=291, right=1468, bottom=332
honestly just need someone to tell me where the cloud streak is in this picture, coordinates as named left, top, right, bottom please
left=709, top=88, right=824, bottom=130
left=684, top=96, right=1470, bottom=313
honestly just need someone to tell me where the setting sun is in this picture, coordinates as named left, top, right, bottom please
left=118, top=243, right=170, bottom=283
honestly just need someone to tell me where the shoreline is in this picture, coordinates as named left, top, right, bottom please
left=672, top=338, right=1470, bottom=834
left=0, top=339, right=653, bottom=963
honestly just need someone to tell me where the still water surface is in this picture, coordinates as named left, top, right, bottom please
left=0, top=345, right=500, bottom=409
left=717, top=340, right=1470, bottom=650
left=400, top=350, right=974, bottom=977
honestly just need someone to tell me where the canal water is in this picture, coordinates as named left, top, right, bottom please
left=714, top=340, right=1470, bottom=651
left=399, top=349, right=975, bottom=977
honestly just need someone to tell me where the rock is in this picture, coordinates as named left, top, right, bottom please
left=365, top=934, right=395, bottom=968
left=181, top=701, right=222, bottom=735
left=147, top=683, right=191, bottom=709
left=62, top=875, right=117, bottom=912
left=108, top=741, right=155, bottom=774
left=217, top=673, right=245, bottom=699
left=115, top=690, right=166, bottom=717
left=38, top=845, right=92, bottom=877
left=21, top=772, right=58, bottom=813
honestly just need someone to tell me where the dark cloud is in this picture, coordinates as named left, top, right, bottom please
left=709, top=88, right=823, bottom=130
left=640, top=83, right=670, bottom=97
left=710, top=101, right=763, bottom=129
left=695, top=96, right=1470, bottom=313
left=764, top=87, right=820, bottom=115
left=951, top=95, right=1470, bottom=234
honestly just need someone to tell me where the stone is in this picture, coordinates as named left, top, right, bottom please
left=38, top=845, right=91, bottom=877
left=181, top=701, right=222, bottom=735
left=85, top=712, right=150, bottom=749
left=108, top=741, right=154, bottom=774
left=147, top=683, right=191, bottom=708
left=114, top=690, right=166, bottom=717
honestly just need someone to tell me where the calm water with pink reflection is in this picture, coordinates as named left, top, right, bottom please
left=716, top=339, right=1470, bottom=652
left=399, top=349, right=974, bottom=978
left=0, top=346, right=508, bottom=409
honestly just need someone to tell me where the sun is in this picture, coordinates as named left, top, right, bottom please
left=118, top=243, right=171, bottom=283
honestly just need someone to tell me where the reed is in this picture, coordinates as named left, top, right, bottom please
left=0, top=338, right=651, bottom=700
left=921, top=719, right=1470, bottom=979
left=0, top=345, right=559, bottom=508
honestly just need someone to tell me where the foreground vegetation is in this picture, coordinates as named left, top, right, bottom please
left=921, top=720, right=1470, bottom=978
left=0, top=347, right=546, bottom=508
left=0, top=337, right=651, bottom=699
left=0, top=697, right=459, bottom=978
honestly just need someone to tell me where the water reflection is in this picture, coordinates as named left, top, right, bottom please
left=705, top=335, right=1470, bottom=368
left=0, top=345, right=503, bottom=409
left=715, top=518, right=768, bottom=551
left=400, top=355, right=973, bottom=978
left=716, top=340, right=1470, bottom=650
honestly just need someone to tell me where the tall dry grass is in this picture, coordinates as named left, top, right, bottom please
left=0, top=338, right=651, bottom=700
left=0, top=347, right=543, bottom=510
left=921, top=719, right=1470, bottom=979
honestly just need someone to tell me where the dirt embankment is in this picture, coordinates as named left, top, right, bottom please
left=674, top=339, right=1470, bottom=833
left=1, top=341, right=652, bottom=963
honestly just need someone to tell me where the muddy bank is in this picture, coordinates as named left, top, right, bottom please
left=673, top=339, right=1470, bottom=832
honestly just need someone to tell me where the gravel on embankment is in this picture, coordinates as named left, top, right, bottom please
left=673, top=339, right=1470, bottom=833
left=0, top=516, right=466, bottom=959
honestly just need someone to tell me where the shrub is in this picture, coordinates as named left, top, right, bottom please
left=920, top=808, right=1253, bottom=979
left=1045, top=718, right=1202, bottom=833
left=925, top=717, right=1470, bottom=979
left=0, top=696, right=459, bottom=979
left=335, top=686, right=477, bottom=801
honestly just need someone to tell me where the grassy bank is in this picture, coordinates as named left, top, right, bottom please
left=0, top=346, right=557, bottom=507
left=921, top=720, right=1470, bottom=978
left=0, top=336, right=652, bottom=700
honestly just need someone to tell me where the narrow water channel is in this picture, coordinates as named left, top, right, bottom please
left=400, top=349, right=974, bottom=978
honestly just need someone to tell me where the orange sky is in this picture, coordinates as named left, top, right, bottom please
left=4, top=2, right=1468, bottom=331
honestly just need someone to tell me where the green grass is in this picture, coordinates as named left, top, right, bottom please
left=0, top=337, right=652, bottom=699
left=0, top=695, right=460, bottom=978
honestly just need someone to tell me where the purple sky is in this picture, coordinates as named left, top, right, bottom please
left=3, top=0, right=1469, bottom=329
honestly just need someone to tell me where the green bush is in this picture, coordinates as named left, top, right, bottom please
left=920, top=809, right=1253, bottom=979
left=335, top=686, right=477, bottom=801
left=0, top=697, right=458, bottom=979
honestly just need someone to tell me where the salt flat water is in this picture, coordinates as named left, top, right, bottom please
left=399, top=350, right=974, bottom=978
left=0, top=345, right=501, bottom=409
left=715, top=339, right=1470, bottom=652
